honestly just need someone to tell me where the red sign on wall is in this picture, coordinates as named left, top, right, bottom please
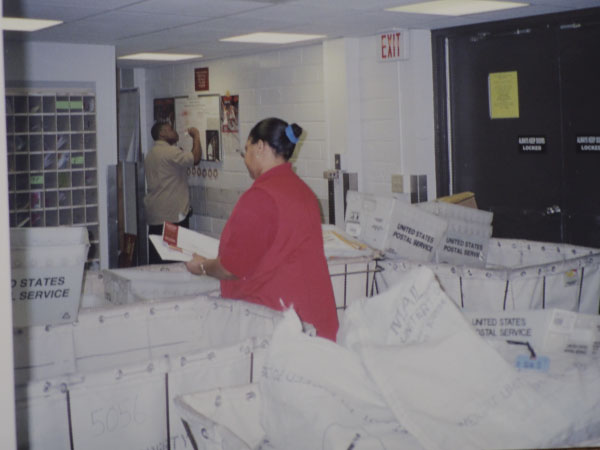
left=194, top=67, right=209, bottom=91
left=379, top=30, right=409, bottom=62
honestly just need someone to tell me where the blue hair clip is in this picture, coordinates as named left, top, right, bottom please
left=285, top=124, right=299, bottom=144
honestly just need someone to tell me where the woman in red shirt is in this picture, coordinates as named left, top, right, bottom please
left=186, top=118, right=339, bottom=341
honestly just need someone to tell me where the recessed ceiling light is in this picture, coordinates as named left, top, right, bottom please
left=1, top=17, right=63, bottom=32
left=386, top=0, right=528, bottom=16
left=118, top=53, right=203, bottom=61
left=220, top=32, right=327, bottom=44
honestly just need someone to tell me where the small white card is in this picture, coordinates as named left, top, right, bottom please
left=150, top=222, right=219, bottom=262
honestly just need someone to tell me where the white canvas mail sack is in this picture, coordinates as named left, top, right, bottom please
left=486, top=238, right=597, bottom=267
left=259, top=309, right=424, bottom=450
left=167, top=338, right=267, bottom=447
left=466, top=308, right=600, bottom=360
left=68, top=358, right=170, bottom=450
left=377, top=239, right=600, bottom=315
left=15, top=380, right=71, bottom=450
left=175, top=383, right=268, bottom=450
left=338, top=266, right=600, bottom=450
left=13, top=323, right=75, bottom=385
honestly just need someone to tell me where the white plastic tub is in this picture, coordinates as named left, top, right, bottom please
left=418, top=201, right=493, bottom=267
left=10, top=226, right=89, bottom=327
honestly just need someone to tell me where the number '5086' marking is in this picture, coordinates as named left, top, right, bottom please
left=90, top=395, right=146, bottom=436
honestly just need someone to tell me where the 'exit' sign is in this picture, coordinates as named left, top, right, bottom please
left=379, top=30, right=409, bottom=62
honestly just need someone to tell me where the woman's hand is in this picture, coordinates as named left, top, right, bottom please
left=185, top=253, right=208, bottom=275
left=186, top=254, right=238, bottom=280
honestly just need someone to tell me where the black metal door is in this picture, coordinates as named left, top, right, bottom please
left=559, top=22, right=600, bottom=248
left=448, top=28, right=564, bottom=242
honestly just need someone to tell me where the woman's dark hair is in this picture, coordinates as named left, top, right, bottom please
left=248, top=117, right=302, bottom=161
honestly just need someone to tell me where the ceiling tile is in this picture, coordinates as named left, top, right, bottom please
left=120, top=0, right=270, bottom=17
left=2, top=0, right=597, bottom=67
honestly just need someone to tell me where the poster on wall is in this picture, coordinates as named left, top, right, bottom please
left=194, top=67, right=209, bottom=91
left=221, top=95, right=239, bottom=133
left=174, top=94, right=221, bottom=161
left=206, top=129, right=220, bottom=160
left=153, top=97, right=175, bottom=127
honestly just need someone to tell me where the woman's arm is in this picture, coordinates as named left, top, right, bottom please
left=186, top=254, right=237, bottom=280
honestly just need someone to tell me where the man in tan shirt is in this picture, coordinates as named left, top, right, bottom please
left=145, top=121, right=201, bottom=263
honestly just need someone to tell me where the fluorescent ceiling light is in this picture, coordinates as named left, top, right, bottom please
left=386, top=0, right=528, bottom=16
left=118, top=53, right=202, bottom=61
left=1, top=17, right=62, bottom=31
left=220, top=32, right=326, bottom=44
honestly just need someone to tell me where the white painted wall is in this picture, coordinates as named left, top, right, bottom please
left=139, top=30, right=436, bottom=235
left=323, top=38, right=363, bottom=183
left=4, top=41, right=117, bottom=270
left=358, top=30, right=436, bottom=197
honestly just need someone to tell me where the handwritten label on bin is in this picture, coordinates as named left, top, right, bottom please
left=70, top=375, right=167, bottom=450
left=515, top=355, right=550, bottom=372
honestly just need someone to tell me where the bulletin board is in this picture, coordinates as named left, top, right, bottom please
left=174, top=94, right=222, bottom=161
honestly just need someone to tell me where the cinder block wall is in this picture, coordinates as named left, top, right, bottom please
left=358, top=37, right=402, bottom=195
left=357, top=32, right=435, bottom=197
left=143, top=45, right=329, bottom=237
left=141, top=31, right=436, bottom=238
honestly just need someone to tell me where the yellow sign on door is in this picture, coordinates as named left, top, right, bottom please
left=488, top=71, right=519, bottom=119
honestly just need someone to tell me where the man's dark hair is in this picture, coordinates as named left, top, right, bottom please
left=151, top=121, right=168, bottom=141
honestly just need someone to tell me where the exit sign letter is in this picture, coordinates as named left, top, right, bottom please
left=379, top=30, right=409, bottom=62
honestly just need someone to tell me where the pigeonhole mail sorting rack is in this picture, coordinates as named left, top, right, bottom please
left=378, top=238, right=600, bottom=314
left=6, top=90, right=101, bottom=269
